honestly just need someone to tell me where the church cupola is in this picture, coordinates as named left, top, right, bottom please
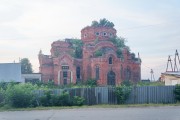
left=81, top=18, right=117, bottom=43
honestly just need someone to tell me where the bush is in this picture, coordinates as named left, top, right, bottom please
left=56, top=91, right=71, bottom=106
left=39, top=91, right=71, bottom=106
left=174, top=85, right=180, bottom=102
left=85, top=79, right=97, bottom=87
left=0, top=88, right=5, bottom=107
left=114, top=85, right=132, bottom=104
left=39, top=90, right=52, bottom=106
left=121, top=80, right=133, bottom=86
left=5, top=83, right=37, bottom=108
left=72, top=96, right=85, bottom=106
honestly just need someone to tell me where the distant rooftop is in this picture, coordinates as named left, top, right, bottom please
left=162, top=71, right=180, bottom=77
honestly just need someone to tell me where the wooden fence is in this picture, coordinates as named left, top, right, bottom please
left=35, top=86, right=176, bottom=105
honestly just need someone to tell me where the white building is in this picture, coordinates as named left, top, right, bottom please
left=0, top=63, right=41, bottom=83
left=0, top=63, right=22, bottom=82
left=21, top=73, right=41, bottom=83
left=161, top=72, right=180, bottom=86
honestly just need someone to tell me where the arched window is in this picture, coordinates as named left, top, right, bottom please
left=76, top=66, right=80, bottom=79
left=109, top=57, right=113, bottom=64
left=95, top=66, right=100, bottom=80
left=125, top=66, right=131, bottom=80
left=121, top=65, right=123, bottom=79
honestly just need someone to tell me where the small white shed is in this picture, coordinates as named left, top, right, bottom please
left=161, top=72, right=180, bottom=86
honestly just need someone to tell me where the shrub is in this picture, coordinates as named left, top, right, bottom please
left=121, top=80, right=133, bottom=86
left=72, top=96, right=85, bottom=106
left=0, top=88, right=5, bottom=107
left=39, top=91, right=71, bottom=106
left=5, top=83, right=37, bottom=108
left=114, top=85, right=132, bottom=104
left=174, top=85, right=180, bottom=102
left=39, top=90, right=52, bottom=106
left=56, top=91, right=71, bottom=106
left=85, top=78, right=97, bottom=87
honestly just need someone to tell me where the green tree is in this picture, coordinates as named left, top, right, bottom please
left=20, top=58, right=33, bottom=74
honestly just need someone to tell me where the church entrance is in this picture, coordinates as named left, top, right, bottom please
left=107, top=70, right=116, bottom=85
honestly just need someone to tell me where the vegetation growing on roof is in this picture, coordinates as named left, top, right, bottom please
left=109, top=37, right=129, bottom=58
left=91, top=18, right=114, bottom=28
left=68, top=39, right=83, bottom=58
left=94, top=49, right=103, bottom=57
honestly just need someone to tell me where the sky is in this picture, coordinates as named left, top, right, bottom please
left=0, top=0, right=180, bottom=80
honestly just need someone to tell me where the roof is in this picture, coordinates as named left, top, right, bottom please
left=162, top=71, right=180, bottom=77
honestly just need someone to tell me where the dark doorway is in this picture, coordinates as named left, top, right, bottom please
left=107, top=70, right=116, bottom=85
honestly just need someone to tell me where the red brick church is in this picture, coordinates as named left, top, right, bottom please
left=38, top=19, right=141, bottom=86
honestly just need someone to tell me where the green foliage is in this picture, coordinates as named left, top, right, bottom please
left=114, top=85, right=132, bottom=104
left=39, top=91, right=71, bottom=106
left=94, top=49, right=103, bottom=57
left=69, top=39, right=83, bottom=58
left=137, top=81, right=165, bottom=86
left=174, top=85, right=180, bottom=102
left=0, top=82, right=9, bottom=90
left=85, top=78, right=97, bottom=87
left=109, top=37, right=129, bottom=58
left=72, top=96, right=85, bottom=106
left=0, top=82, right=87, bottom=108
left=20, top=58, right=33, bottom=74
left=110, top=37, right=127, bottom=48
left=0, top=88, right=5, bottom=107
left=116, top=48, right=123, bottom=58
left=91, top=18, right=114, bottom=28
left=121, top=80, right=133, bottom=86
left=56, top=91, right=71, bottom=106
left=5, top=83, right=37, bottom=108
left=39, top=90, right=52, bottom=106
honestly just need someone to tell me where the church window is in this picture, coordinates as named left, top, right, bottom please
left=121, top=65, right=123, bottom=79
left=62, top=66, right=69, bottom=70
left=96, top=32, right=100, bottom=36
left=103, top=32, right=107, bottom=36
left=84, top=34, right=87, bottom=38
left=109, top=33, right=113, bottom=37
left=95, top=66, right=100, bottom=80
left=76, top=66, right=80, bottom=79
left=63, top=71, right=68, bottom=78
left=109, top=57, right=113, bottom=64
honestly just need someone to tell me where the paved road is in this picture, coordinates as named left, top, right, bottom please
left=0, top=106, right=180, bottom=120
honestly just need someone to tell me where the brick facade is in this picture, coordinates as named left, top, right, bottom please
left=39, top=24, right=141, bottom=86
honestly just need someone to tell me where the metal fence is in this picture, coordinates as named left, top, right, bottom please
left=126, top=86, right=176, bottom=104
left=35, top=86, right=176, bottom=105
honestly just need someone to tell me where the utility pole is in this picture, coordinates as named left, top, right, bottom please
left=174, top=50, right=180, bottom=72
left=150, top=69, right=155, bottom=81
